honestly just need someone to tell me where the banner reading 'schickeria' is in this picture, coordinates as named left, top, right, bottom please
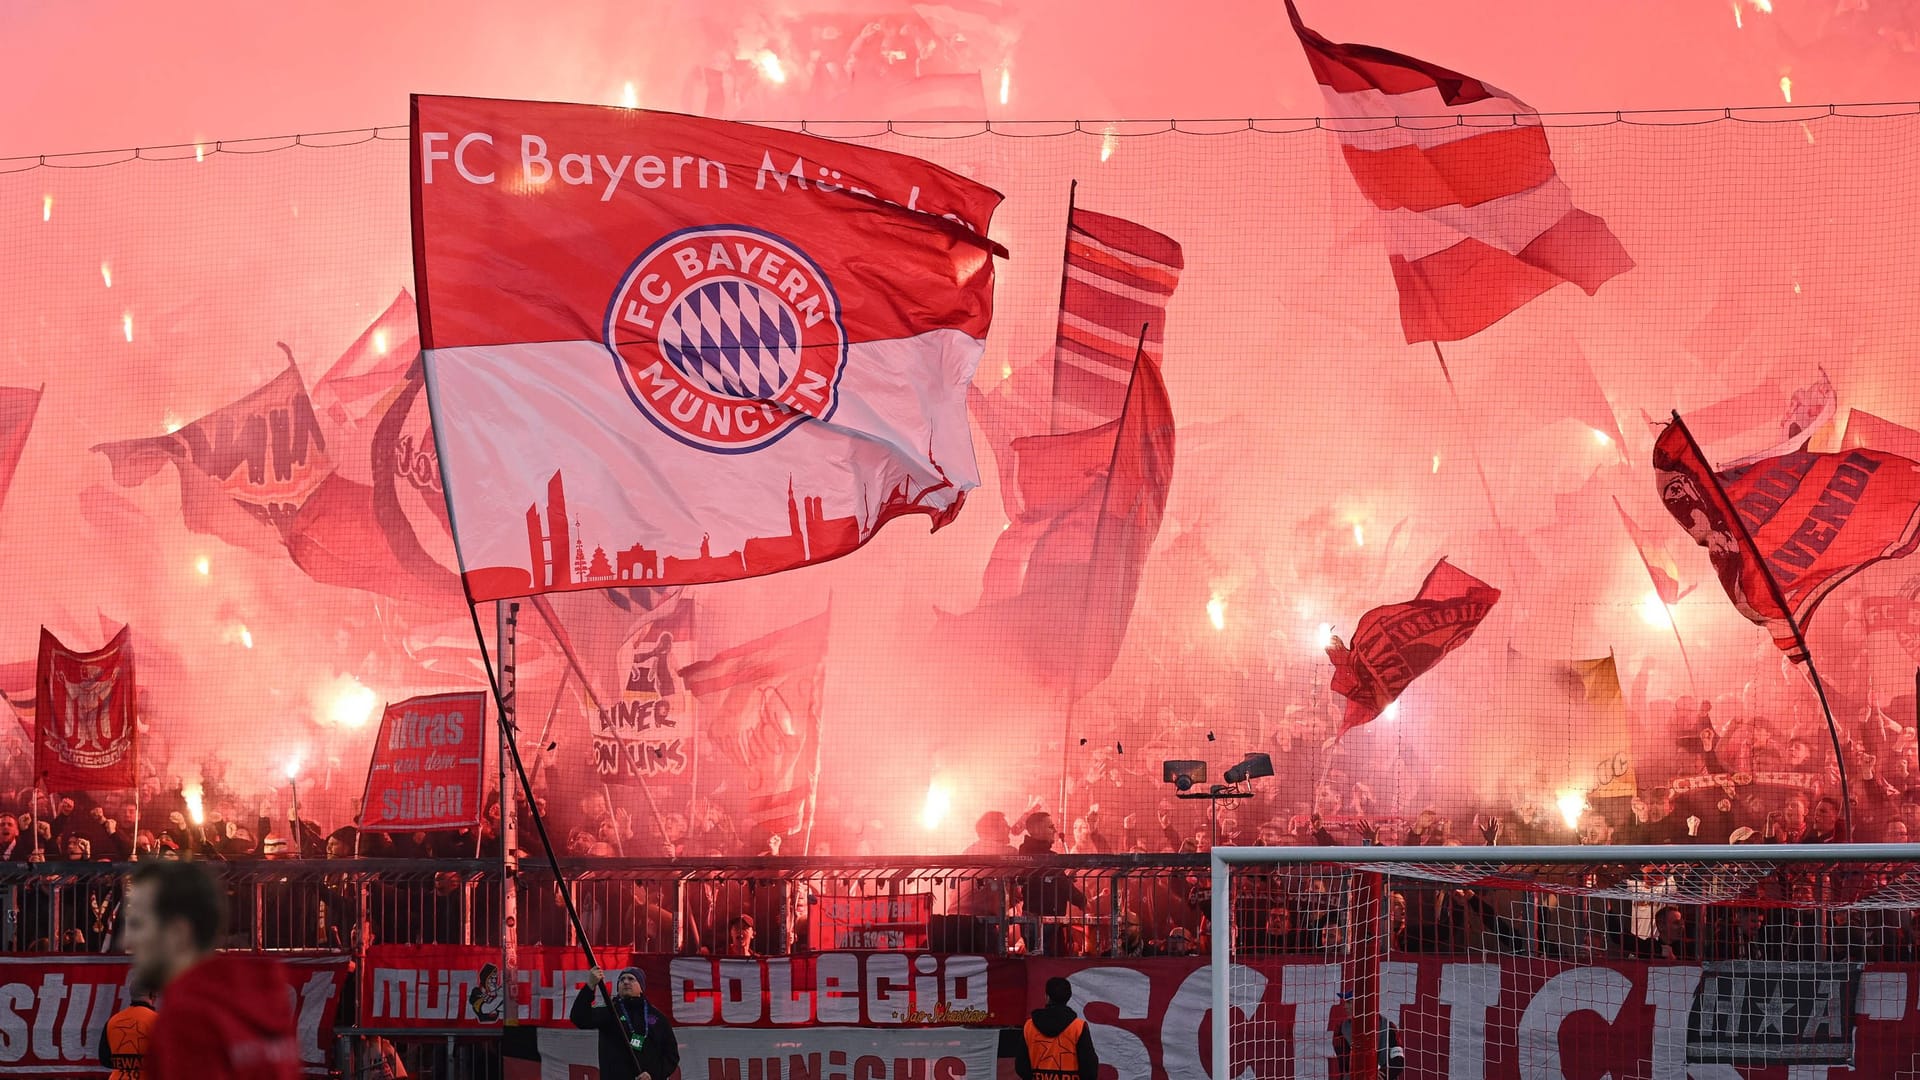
left=409, top=96, right=1004, bottom=601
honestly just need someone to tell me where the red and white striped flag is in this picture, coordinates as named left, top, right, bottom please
left=1285, top=1, right=1633, bottom=342
left=1051, top=203, right=1183, bottom=432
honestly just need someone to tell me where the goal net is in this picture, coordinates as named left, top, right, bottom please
left=1208, top=843, right=1920, bottom=1079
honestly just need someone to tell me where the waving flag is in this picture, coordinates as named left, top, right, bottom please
left=93, top=362, right=332, bottom=554
left=1720, top=368, right=1837, bottom=470
left=682, top=612, right=827, bottom=840
left=1051, top=200, right=1184, bottom=431
left=971, top=348, right=1176, bottom=699
left=1285, top=1, right=1632, bottom=342
left=1842, top=408, right=1920, bottom=461
left=35, top=627, right=138, bottom=793
left=1613, top=495, right=1688, bottom=606
left=411, top=96, right=1003, bottom=602
left=0, top=385, right=41, bottom=515
left=1327, top=559, right=1500, bottom=732
left=1653, top=415, right=1920, bottom=660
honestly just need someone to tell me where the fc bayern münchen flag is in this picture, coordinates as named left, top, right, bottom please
left=411, top=96, right=1004, bottom=601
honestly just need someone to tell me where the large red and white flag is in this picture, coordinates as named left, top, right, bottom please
left=1285, top=1, right=1632, bottom=342
left=410, top=97, right=1003, bottom=602
left=0, top=384, right=42, bottom=515
left=681, top=612, right=827, bottom=840
left=35, top=626, right=138, bottom=793
left=1653, top=415, right=1920, bottom=660
left=1327, top=559, right=1500, bottom=732
left=1051, top=204, right=1183, bottom=431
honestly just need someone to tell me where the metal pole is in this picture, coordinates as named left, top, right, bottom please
left=498, top=601, right=520, bottom=1022
left=1209, top=855, right=1231, bottom=1080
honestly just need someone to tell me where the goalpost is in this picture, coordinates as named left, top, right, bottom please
left=1209, top=843, right=1920, bottom=1080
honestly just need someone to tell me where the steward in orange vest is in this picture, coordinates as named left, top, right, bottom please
left=99, top=982, right=157, bottom=1080
left=1014, top=977, right=1098, bottom=1080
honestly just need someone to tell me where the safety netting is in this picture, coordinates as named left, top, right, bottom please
left=5, top=106, right=1920, bottom=860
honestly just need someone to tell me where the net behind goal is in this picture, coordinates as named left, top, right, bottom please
left=1206, top=844, right=1920, bottom=1080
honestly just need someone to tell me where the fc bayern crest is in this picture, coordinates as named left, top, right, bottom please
left=605, top=225, right=848, bottom=454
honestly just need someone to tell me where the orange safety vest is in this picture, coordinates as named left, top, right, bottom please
left=1024, top=1017, right=1086, bottom=1080
left=103, top=1002, right=156, bottom=1080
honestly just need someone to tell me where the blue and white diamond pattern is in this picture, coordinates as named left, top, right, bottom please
left=659, top=280, right=803, bottom=399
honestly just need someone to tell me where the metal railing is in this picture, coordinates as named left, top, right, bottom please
left=0, top=853, right=1213, bottom=957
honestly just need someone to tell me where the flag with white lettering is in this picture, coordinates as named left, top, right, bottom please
left=358, top=691, right=487, bottom=832
left=1284, top=0, right=1632, bottom=342
left=410, top=96, right=1004, bottom=601
left=1653, top=415, right=1920, bottom=660
left=1327, top=559, right=1500, bottom=732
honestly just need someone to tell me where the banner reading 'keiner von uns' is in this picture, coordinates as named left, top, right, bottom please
left=410, top=96, right=1004, bottom=602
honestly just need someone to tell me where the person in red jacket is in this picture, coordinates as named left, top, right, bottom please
left=121, top=861, right=301, bottom=1080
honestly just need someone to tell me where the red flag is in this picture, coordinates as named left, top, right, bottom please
left=412, top=97, right=1002, bottom=601
left=986, top=349, right=1176, bottom=699
left=1327, top=559, right=1500, bottom=732
left=92, top=363, right=332, bottom=553
left=1612, top=495, right=1687, bottom=606
left=0, top=385, right=42, bottom=514
left=1051, top=204, right=1183, bottom=431
left=1653, top=416, right=1920, bottom=660
left=283, top=359, right=462, bottom=605
left=978, top=417, right=1125, bottom=602
left=35, top=627, right=138, bottom=792
left=1284, top=1, right=1632, bottom=342
left=312, top=290, right=420, bottom=433
left=358, top=692, right=488, bottom=832
left=682, top=613, right=827, bottom=839
left=1841, top=409, right=1920, bottom=461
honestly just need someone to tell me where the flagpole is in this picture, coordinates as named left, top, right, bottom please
left=1047, top=180, right=1078, bottom=436
left=1669, top=412, right=1853, bottom=839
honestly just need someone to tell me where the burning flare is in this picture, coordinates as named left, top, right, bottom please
left=921, top=780, right=952, bottom=831
left=183, top=783, right=205, bottom=826
left=756, top=51, right=787, bottom=84
left=1206, top=593, right=1227, bottom=631
left=999, top=68, right=1010, bottom=106
left=1637, top=589, right=1673, bottom=629
left=322, top=676, right=379, bottom=729
left=621, top=81, right=639, bottom=108
left=1557, top=791, right=1586, bottom=831
left=100, top=263, right=112, bottom=288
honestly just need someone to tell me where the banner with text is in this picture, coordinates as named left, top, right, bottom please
left=808, top=893, right=933, bottom=952
left=363, top=947, right=1920, bottom=1077
left=0, top=955, right=348, bottom=1077
left=358, top=690, right=487, bottom=832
